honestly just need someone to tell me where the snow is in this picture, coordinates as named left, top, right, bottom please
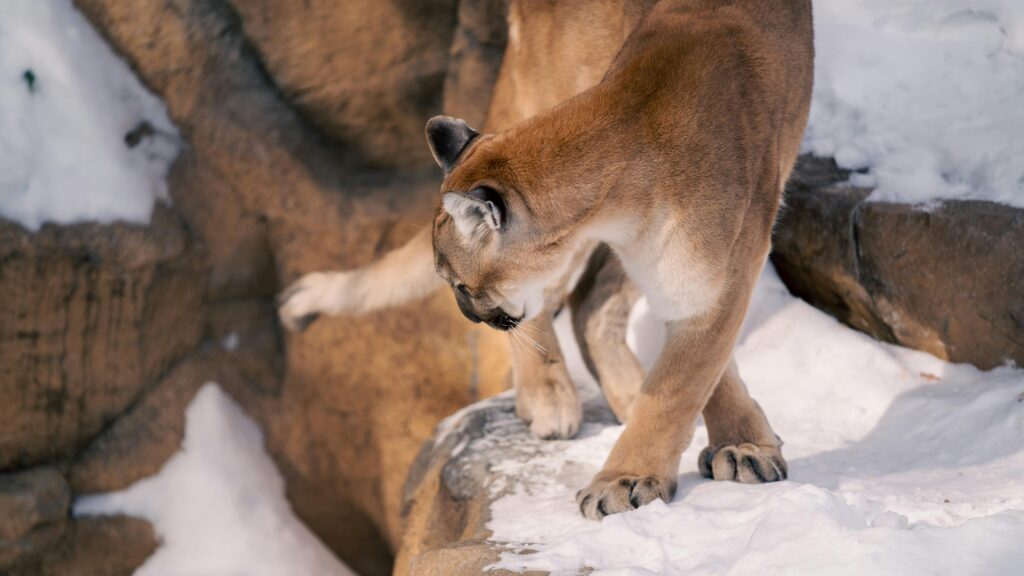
left=221, top=332, right=240, bottom=352
left=487, top=265, right=1024, bottom=575
left=805, top=0, right=1024, bottom=208
left=0, top=0, right=178, bottom=231
left=75, top=383, right=355, bottom=576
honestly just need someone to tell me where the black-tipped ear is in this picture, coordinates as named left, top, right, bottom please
left=426, top=116, right=479, bottom=172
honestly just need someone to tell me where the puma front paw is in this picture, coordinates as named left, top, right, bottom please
left=698, top=443, right=787, bottom=483
left=575, top=473, right=677, bottom=520
left=514, top=369, right=582, bottom=440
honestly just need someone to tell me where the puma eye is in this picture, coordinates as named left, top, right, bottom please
left=457, top=284, right=472, bottom=298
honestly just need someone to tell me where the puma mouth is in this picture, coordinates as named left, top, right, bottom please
left=488, top=312, right=521, bottom=331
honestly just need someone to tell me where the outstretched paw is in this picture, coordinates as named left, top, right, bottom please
left=698, top=443, right=787, bottom=483
left=277, top=272, right=336, bottom=332
left=575, top=473, right=676, bottom=520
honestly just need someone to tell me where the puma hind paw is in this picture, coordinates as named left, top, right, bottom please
left=576, top=474, right=677, bottom=520
left=698, top=443, right=787, bottom=483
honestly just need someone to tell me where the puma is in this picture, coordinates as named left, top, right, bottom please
left=280, top=0, right=813, bottom=518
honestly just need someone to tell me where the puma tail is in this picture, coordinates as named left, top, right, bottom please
left=277, top=228, right=443, bottom=331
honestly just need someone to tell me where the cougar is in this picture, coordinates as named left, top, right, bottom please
left=280, top=0, right=813, bottom=519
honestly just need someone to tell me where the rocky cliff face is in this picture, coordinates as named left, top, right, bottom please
left=2, top=0, right=507, bottom=574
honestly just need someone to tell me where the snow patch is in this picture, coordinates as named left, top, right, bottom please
left=488, top=266, right=1024, bottom=575
left=0, top=0, right=179, bottom=230
left=75, top=383, right=354, bottom=576
left=805, top=0, right=1024, bottom=208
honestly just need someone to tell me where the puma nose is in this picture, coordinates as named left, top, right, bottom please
left=455, top=295, right=482, bottom=323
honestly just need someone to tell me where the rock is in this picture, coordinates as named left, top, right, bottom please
left=10, top=516, right=157, bottom=576
left=167, top=150, right=276, bottom=301
left=773, top=156, right=1024, bottom=369
left=230, top=0, right=459, bottom=170
left=442, top=0, right=508, bottom=128
left=70, top=299, right=282, bottom=495
left=0, top=206, right=206, bottom=470
left=0, top=467, right=70, bottom=570
left=71, top=2, right=512, bottom=573
left=68, top=353, right=215, bottom=495
left=771, top=158, right=888, bottom=341
left=396, top=395, right=617, bottom=576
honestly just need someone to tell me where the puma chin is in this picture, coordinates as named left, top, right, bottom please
left=429, top=126, right=576, bottom=332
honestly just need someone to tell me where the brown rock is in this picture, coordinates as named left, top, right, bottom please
left=71, top=300, right=282, bottom=495
left=772, top=157, right=890, bottom=341
left=855, top=200, right=1024, bottom=367
left=772, top=155, right=1024, bottom=369
left=71, top=2, right=512, bottom=574
left=442, top=0, right=508, bottom=127
left=0, top=467, right=70, bottom=569
left=11, top=516, right=157, bottom=576
left=229, top=0, right=459, bottom=170
left=68, top=354, right=211, bottom=495
left=168, top=150, right=275, bottom=301
left=0, top=206, right=206, bottom=470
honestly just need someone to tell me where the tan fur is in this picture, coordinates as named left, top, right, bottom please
left=279, top=0, right=658, bottom=440
left=278, top=0, right=813, bottom=519
left=430, top=0, right=813, bottom=518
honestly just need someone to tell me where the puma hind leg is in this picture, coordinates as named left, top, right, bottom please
left=698, top=359, right=787, bottom=483
left=569, top=244, right=644, bottom=423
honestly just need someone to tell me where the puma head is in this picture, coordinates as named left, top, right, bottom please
left=426, top=115, right=579, bottom=330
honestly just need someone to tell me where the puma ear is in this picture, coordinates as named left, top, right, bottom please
left=443, top=191, right=502, bottom=238
left=426, top=116, right=479, bottom=172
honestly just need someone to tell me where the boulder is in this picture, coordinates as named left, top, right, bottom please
left=0, top=206, right=206, bottom=470
left=9, top=516, right=157, bottom=576
left=0, top=467, right=70, bottom=570
left=229, top=0, right=459, bottom=170
left=69, top=298, right=282, bottom=495
left=773, top=156, right=1024, bottom=369
left=397, top=395, right=617, bottom=576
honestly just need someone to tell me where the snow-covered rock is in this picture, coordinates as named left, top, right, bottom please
left=75, top=383, right=356, bottom=576
left=400, top=265, right=1024, bottom=575
left=772, top=156, right=1024, bottom=370
left=806, top=0, right=1024, bottom=208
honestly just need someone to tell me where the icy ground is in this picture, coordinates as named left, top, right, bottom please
left=806, top=0, right=1024, bottom=208
left=75, top=385, right=355, bottom=576
left=487, top=265, right=1024, bottom=575
left=0, top=0, right=178, bottom=230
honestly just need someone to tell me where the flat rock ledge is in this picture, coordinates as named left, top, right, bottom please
left=398, top=394, right=618, bottom=576
left=773, top=156, right=1024, bottom=370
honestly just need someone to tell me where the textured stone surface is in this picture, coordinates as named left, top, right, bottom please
left=10, top=516, right=158, bottom=576
left=71, top=1, right=512, bottom=574
left=0, top=467, right=70, bottom=570
left=0, top=206, right=206, bottom=470
left=68, top=300, right=282, bottom=496
left=229, top=0, right=459, bottom=170
left=397, top=395, right=616, bottom=576
left=773, top=156, right=1024, bottom=369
